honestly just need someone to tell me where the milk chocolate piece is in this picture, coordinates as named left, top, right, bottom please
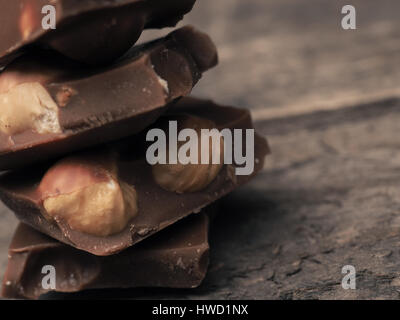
left=2, top=212, right=210, bottom=300
left=0, top=26, right=218, bottom=170
left=0, top=0, right=196, bottom=66
left=0, top=97, right=270, bottom=256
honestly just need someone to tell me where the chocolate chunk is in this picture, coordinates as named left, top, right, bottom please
left=0, top=97, right=270, bottom=256
left=0, top=0, right=196, bottom=66
left=2, top=211, right=211, bottom=300
left=0, top=26, right=218, bottom=170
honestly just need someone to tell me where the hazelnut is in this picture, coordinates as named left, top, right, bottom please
left=0, top=57, right=65, bottom=136
left=152, top=115, right=224, bottom=193
left=38, top=153, right=138, bottom=237
left=0, top=82, right=61, bottom=135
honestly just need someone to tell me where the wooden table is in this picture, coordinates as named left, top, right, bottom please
left=2, top=0, right=400, bottom=299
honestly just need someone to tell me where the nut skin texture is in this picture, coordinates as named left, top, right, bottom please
left=38, top=153, right=138, bottom=237
left=0, top=82, right=61, bottom=135
left=0, top=54, right=70, bottom=136
left=152, top=115, right=224, bottom=194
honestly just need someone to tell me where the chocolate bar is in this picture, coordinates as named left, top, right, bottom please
left=0, top=0, right=196, bottom=66
left=0, top=26, right=218, bottom=170
left=0, top=98, right=270, bottom=256
left=2, top=212, right=210, bottom=300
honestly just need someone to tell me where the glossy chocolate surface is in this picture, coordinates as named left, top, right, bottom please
left=0, top=98, right=270, bottom=256
left=2, top=212, right=210, bottom=300
left=0, top=26, right=217, bottom=170
left=0, top=0, right=196, bottom=65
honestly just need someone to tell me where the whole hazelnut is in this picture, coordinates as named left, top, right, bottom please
left=152, top=115, right=224, bottom=193
left=38, top=153, right=138, bottom=237
left=0, top=56, right=66, bottom=136
left=0, top=82, right=61, bottom=135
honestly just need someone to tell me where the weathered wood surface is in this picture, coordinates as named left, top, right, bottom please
left=43, top=98, right=400, bottom=300
left=2, top=0, right=400, bottom=299
left=164, top=0, right=400, bottom=119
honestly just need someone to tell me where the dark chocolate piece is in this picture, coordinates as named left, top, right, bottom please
left=0, top=97, right=270, bottom=256
left=0, top=0, right=196, bottom=66
left=2, top=212, right=210, bottom=300
left=0, top=26, right=217, bottom=170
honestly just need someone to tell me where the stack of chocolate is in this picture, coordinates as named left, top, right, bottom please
left=0, top=0, right=269, bottom=299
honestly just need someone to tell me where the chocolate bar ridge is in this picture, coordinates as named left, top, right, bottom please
left=0, top=26, right=218, bottom=170
left=0, top=0, right=197, bottom=65
left=2, top=212, right=210, bottom=300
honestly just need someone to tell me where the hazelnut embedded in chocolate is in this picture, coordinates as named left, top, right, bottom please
left=0, top=97, right=270, bottom=255
left=38, top=152, right=138, bottom=237
left=0, top=26, right=219, bottom=171
left=0, top=82, right=61, bottom=135
left=151, top=115, right=225, bottom=193
left=0, top=53, right=72, bottom=136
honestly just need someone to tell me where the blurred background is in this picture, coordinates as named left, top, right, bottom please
left=142, top=0, right=400, bottom=120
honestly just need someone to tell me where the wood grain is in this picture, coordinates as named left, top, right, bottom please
left=143, top=0, right=400, bottom=119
